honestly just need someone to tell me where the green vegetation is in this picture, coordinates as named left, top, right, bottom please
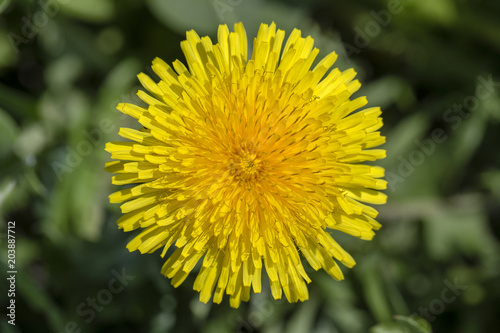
left=1, top=0, right=499, bottom=332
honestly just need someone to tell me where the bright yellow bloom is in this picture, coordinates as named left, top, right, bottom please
left=105, top=22, right=387, bottom=308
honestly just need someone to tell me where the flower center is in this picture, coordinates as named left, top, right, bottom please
left=240, top=153, right=262, bottom=175
left=228, top=149, right=264, bottom=184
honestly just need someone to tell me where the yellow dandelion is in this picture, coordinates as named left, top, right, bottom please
left=105, top=22, right=387, bottom=308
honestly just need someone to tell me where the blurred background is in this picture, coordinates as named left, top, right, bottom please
left=1, top=0, right=500, bottom=332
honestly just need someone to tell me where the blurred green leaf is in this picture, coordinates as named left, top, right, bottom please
left=424, top=204, right=496, bottom=260
left=370, top=322, right=407, bottom=333
left=480, top=170, right=500, bottom=199
left=0, top=108, right=19, bottom=154
left=0, top=83, right=37, bottom=118
left=13, top=123, right=48, bottom=160
left=59, top=0, right=114, bottom=22
left=146, top=0, right=219, bottom=34
left=17, top=268, right=65, bottom=331
left=394, top=315, right=432, bottom=333
left=370, top=316, right=431, bottom=333
left=363, top=76, right=409, bottom=109
left=0, top=30, right=17, bottom=68
left=357, top=255, right=392, bottom=323
left=285, top=296, right=319, bottom=333
left=407, top=0, right=457, bottom=26
left=445, top=104, right=488, bottom=185
left=0, top=178, right=16, bottom=211
left=45, top=54, right=84, bottom=89
left=0, top=0, right=12, bottom=14
left=70, top=163, right=105, bottom=240
left=382, top=112, right=429, bottom=168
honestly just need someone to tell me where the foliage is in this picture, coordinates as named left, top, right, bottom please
left=1, top=0, right=499, bottom=332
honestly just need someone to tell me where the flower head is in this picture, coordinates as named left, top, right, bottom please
left=105, top=22, right=387, bottom=308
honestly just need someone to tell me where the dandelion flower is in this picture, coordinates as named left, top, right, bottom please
left=105, top=22, right=387, bottom=308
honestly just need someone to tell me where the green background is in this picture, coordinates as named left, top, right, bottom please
left=1, top=0, right=499, bottom=332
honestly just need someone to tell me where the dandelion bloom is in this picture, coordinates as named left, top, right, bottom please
left=106, top=22, right=387, bottom=308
